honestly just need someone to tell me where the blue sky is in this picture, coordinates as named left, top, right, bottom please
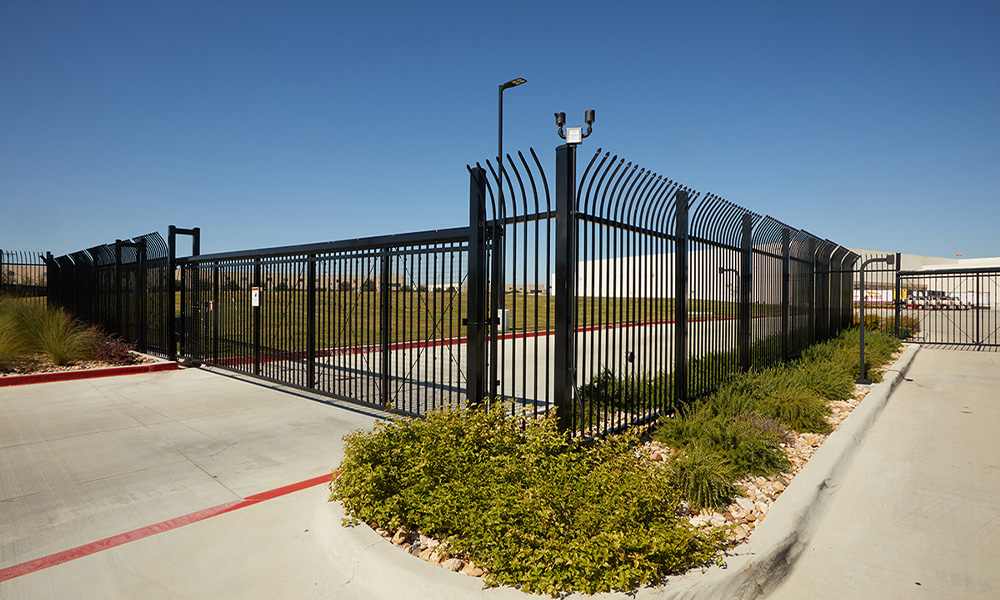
left=2, top=1, right=998, bottom=259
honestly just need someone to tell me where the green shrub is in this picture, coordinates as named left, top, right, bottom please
left=879, top=315, right=919, bottom=338
left=852, top=313, right=881, bottom=331
left=667, top=446, right=739, bottom=511
left=332, top=405, right=723, bottom=596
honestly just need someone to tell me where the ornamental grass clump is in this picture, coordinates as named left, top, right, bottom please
left=653, top=326, right=903, bottom=513
left=0, top=307, right=33, bottom=371
left=0, top=297, right=101, bottom=367
left=331, top=404, right=724, bottom=596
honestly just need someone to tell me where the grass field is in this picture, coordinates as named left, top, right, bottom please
left=175, top=289, right=786, bottom=350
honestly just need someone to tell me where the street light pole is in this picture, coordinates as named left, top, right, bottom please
left=498, top=78, right=527, bottom=207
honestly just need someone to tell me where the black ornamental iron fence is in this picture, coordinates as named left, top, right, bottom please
left=33, top=141, right=864, bottom=436
left=0, top=249, right=48, bottom=304
left=43, top=232, right=174, bottom=355
left=175, top=229, right=471, bottom=417
left=896, top=267, right=1000, bottom=349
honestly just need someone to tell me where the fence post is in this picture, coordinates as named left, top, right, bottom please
left=673, top=190, right=690, bottom=410
left=739, top=213, right=752, bottom=371
left=781, top=228, right=790, bottom=361
left=212, top=265, right=219, bottom=363
left=379, top=248, right=391, bottom=406
left=253, top=258, right=261, bottom=375
left=137, top=238, right=147, bottom=353
left=489, top=223, right=504, bottom=402
left=466, top=166, right=488, bottom=407
left=807, top=238, right=816, bottom=344
left=168, top=226, right=177, bottom=361
left=307, top=254, right=317, bottom=389
left=554, top=143, right=577, bottom=432
left=45, top=252, right=55, bottom=306
left=894, top=251, right=902, bottom=338
left=114, top=240, right=123, bottom=337
left=0, top=249, right=4, bottom=295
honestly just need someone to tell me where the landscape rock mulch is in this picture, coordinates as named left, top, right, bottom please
left=0, top=353, right=157, bottom=378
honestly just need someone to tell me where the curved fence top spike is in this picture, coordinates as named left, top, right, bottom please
left=651, top=179, right=681, bottom=232
left=528, top=148, right=551, bottom=213
left=753, top=216, right=786, bottom=249
left=516, top=150, right=541, bottom=216
left=637, top=176, right=667, bottom=229
left=594, top=155, right=625, bottom=219
left=578, top=148, right=606, bottom=212
left=628, top=170, right=659, bottom=226
left=608, top=162, right=639, bottom=223
left=688, top=192, right=720, bottom=237
left=625, top=169, right=656, bottom=225
left=504, top=153, right=526, bottom=220
left=90, top=244, right=115, bottom=266
left=717, top=199, right=748, bottom=248
left=132, top=232, right=169, bottom=261
left=615, top=165, right=646, bottom=224
left=68, top=250, right=93, bottom=268
left=579, top=150, right=609, bottom=215
left=482, top=160, right=502, bottom=221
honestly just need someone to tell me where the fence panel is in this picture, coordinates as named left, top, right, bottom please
left=898, top=268, right=1000, bottom=348
left=473, top=148, right=555, bottom=422
left=45, top=232, right=171, bottom=356
left=179, top=230, right=470, bottom=415
left=0, top=250, right=48, bottom=304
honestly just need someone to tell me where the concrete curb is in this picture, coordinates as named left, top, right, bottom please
left=0, top=355, right=177, bottom=387
left=639, top=343, right=922, bottom=600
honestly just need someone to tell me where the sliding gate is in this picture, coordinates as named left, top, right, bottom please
left=177, top=229, right=473, bottom=416
left=899, top=268, right=1000, bottom=349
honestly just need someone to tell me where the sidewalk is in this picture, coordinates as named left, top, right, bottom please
left=765, top=348, right=1000, bottom=599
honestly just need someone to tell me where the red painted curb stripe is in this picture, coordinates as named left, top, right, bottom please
left=0, top=472, right=337, bottom=583
left=0, top=362, right=178, bottom=388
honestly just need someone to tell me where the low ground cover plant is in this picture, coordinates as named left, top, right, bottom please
left=653, top=327, right=902, bottom=509
left=332, top=327, right=903, bottom=595
left=331, top=405, right=723, bottom=596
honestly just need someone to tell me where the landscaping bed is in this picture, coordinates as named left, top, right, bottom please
left=0, top=296, right=166, bottom=383
left=329, top=328, right=906, bottom=596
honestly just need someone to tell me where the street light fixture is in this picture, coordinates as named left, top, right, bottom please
left=856, top=253, right=895, bottom=384
left=498, top=77, right=527, bottom=199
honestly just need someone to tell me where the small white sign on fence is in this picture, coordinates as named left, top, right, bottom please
left=251, top=287, right=260, bottom=307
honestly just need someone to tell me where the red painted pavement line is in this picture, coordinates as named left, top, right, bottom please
left=0, top=361, right=178, bottom=388
left=0, top=473, right=336, bottom=583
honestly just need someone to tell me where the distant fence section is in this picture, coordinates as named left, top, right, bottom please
left=0, top=249, right=48, bottom=303
left=29, top=142, right=865, bottom=436
left=43, top=232, right=174, bottom=356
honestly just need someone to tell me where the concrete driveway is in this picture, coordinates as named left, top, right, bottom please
left=0, top=366, right=384, bottom=599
